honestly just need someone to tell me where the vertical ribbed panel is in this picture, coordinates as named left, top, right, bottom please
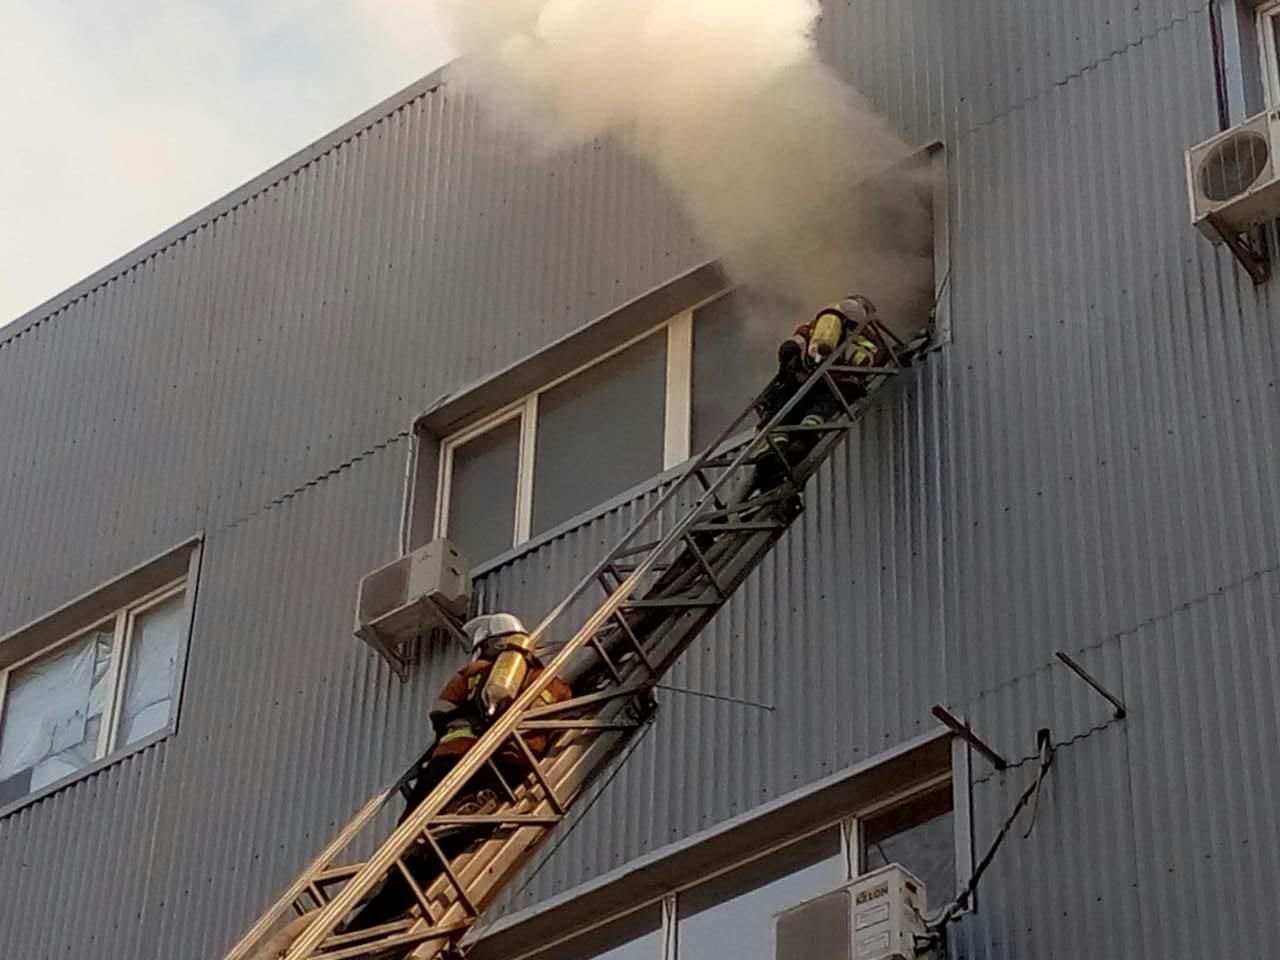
left=3, top=2, right=1280, bottom=959
left=0, top=75, right=705, bottom=639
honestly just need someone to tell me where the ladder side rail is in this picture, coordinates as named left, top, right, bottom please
left=281, top=344, right=863, bottom=959
left=419, top=358, right=904, bottom=952
left=414, top=520, right=803, bottom=955
left=415, top=364, right=903, bottom=951
left=223, top=789, right=392, bottom=960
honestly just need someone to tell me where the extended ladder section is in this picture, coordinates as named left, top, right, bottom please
left=225, top=315, right=927, bottom=960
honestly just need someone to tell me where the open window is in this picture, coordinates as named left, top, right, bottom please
left=0, top=540, right=200, bottom=813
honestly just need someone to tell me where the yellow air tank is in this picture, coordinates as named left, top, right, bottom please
left=808, top=310, right=846, bottom=363
left=480, top=630, right=537, bottom=719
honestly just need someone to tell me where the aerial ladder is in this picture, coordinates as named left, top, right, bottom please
left=224, top=306, right=929, bottom=960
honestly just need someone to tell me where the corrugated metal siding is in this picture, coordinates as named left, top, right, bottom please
left=3, top=1, right=1280, bottom=958
left=0, top=75, right=706, bottom=635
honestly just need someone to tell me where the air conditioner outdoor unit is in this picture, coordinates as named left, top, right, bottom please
left=775, top=865, right=929, bottom=960
left=355, top=538, right=471, bottom=679
left=1186, top=108, right=1280, bottom=240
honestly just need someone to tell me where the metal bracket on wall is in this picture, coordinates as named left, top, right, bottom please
left=1054, top=651, right=1127, bottom=720
left=1206, top=212, right=1272, bottom=284
left=931, top=705, right=1009, bottom=770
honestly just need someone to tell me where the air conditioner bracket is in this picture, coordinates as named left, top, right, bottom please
left=1207, top=212, right=1271, bottom=285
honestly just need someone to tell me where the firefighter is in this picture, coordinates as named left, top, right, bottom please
left=345, top=613, right=571, bottom=934
left=743, top=296, right=886, bottom=499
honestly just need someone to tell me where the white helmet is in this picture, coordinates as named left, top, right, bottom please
left=463, top=613, right=528, bottom=654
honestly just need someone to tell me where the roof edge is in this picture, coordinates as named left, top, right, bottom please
left=0, top=60, right=456, bottom=349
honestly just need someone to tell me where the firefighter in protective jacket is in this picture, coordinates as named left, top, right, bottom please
left=346, top=613, right=571, bottom=933
left=745, top=296, right=886, bottom=497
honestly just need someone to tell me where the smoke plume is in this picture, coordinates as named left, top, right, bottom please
left=435, top=0, right=934, bottom=334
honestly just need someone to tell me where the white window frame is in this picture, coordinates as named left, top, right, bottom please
left=1259, top=1, right=1280, bottom=108
left=0, top=577, right=189, bottom=807
left=433, top=313, right=695, bottom=555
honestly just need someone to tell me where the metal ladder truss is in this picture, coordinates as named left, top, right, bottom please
left=224, top=314, right=927, bottom=960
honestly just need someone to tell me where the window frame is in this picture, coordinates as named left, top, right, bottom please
left=483, top=732, right=970, bottom=960
left=1259, top=0, right=1280, bottom=107
left=0, top=543, right=200, bottom=818
left=432, top=315, right=694, bottom=556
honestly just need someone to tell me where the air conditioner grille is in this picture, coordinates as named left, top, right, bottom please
left=1199, top=131, right=1271, bottom=202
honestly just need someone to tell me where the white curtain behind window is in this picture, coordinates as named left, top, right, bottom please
left=0, top=629, right=113, bottom=789
left=119, top=593, right=185, bottom=745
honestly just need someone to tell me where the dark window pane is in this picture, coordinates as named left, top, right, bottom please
left=532, top=332, right=666, bottom=535
left=862, top=788, right=955, bottom=914
left=523, top=905, right=662, bottom=960
left=448, top=418, right=520, bottom=564
left=691, top=292, right=788, bottom=451
left=678, top=828, right=844, bottom=960
left=0, top=768, right=33, bottom=807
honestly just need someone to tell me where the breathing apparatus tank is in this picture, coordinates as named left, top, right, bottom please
left=808, top=309, right=846, bottom=364
left=479, top=624, right=538, bottom=720
left=809, top=297, right=877, bottom=366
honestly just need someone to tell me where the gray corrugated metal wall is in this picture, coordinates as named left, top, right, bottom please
left=3, top=0, right=1279, bottom=957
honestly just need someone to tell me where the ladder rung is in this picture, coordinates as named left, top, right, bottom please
left=764, top=422, right=850, bottom=435
left=519, top=718, right=640, bottom=732
left=314, top=863, right=365, bottom=884
left=621, top=598, right=720, bottom=610
left=827, top=364, right=899, bottom=376
left=610, top=538, right=665, bottom=559
left=319, top=922, right=469, bottom=960
left=695, top=490, right=795, bottom=523
left=428, top=813, right=563, bottom=827
left=321, top=918, right=417, bottom=948
left=609, top=561, right=673, bottom=575
left=689, top=520, right=786, bottom=534
left=522, top=683, right=648, bottom=720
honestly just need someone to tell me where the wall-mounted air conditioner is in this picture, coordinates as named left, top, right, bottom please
left=775, top=865, right=929, bottom=960
left=354, top=538, right=471, bottom=679
left=1186, top=109, right=1280, bottom=282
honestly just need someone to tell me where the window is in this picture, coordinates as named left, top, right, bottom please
left=531, top=330, right=669, bottom=535
left=689, top=291, right=784, bottom=453
left=474, top=733, right=965, bottom=960
left=435, top=317, right=695, bottom=565
left=0, top=579, right=192, bottom=808
left=522, top=905, right=664, bottom=960
left=510, top=788, right=953, bottom=960
left=1260, top=1, right=1280, bottom=107
left=431, top=293, right=827, bottom=566
left=860, top=784, right=957, bottom=912
left=677, top=829, right=844, bottom=960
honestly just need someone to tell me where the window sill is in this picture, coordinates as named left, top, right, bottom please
left=0, top=724, right=175, bottom=821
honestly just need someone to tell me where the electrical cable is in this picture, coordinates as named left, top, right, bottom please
left=655, top=683, right=775, bottom=713
left=929, top=733, right=1055, bottom=938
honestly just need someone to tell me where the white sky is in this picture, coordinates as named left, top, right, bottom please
left=0, top=0, right=453, bottom=330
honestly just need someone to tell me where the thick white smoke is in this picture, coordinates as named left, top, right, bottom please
left=436, top=0, right=934, bottom=333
